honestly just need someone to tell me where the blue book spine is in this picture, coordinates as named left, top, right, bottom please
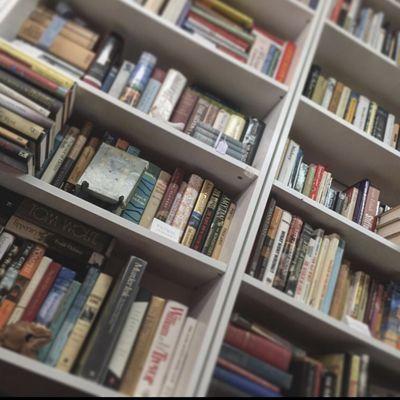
left=355, top=8, right=368, bottom=39
left=44, top=267, right=100, bottom=366
left=101, top=66, right=119, bottom=92
left=177, top=1, right=191, bottom=27
left=36, top=266, right=76, bottom=326
left=221, top=344, right=292, bottom=390
left=214, top=367, right=281, bottom=397
left=121, top=163, right=160, bottom=224
left=289, top=149, right=304, bottom=189
left=261, top=45, right=278, bottom=75
left=38, top=280, right=81, bottom=362
left=136, top=78, right=162, bottom=114
left=309, top=0, right=318, bottom=9
left=321, top=239, right=346, bottom=314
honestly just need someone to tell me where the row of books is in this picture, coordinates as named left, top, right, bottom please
left=208, top=312, right=370, bottom=397
left=0, top=187, right=197, bottom=396
left=38, top=120, right=236, bottom=260
left=0, top=37, right=76, bottom=174
left=331, top=0, right=400, bottom=64
left=304, top=65, right=400, bottom=152
left=246, top=197, right=400, bottom=350
left=139, top=0, right=296, bottom=82
left=277, top=138, right=382, bottom=232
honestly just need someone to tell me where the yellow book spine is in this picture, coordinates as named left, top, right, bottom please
left=212, top=202, right=236, bottom=259
left=0, top=38, right=74, bottom=89
left=345, top=97, right=358, bottom=123
left=0, top=107, right=44, bottom=139
left=56, top=273, right=112, bottom=372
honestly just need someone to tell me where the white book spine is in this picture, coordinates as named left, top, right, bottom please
left=109, top=61, right=135, bottom=98
left=321, top=77, right=336, bottom=109
left=144, top=0, right=166, bottom=13
left=7, top=257, right=52, bottom=325
left=0, top=232, right=14, bottom=260
left=149, top=69, right=187, bottom=122
left=384, top=114, right=395, bottom=146
left=316, top=171, right=328, bottom=203
left=362, top=10, right=374, bottom=43
left=263, top=211, right=292, bottom=285
left=277, top=140, right=299, bottom=187
left=162, top=0, right=188, bottom=24
left=294, top=236, right=316, bottom=302
left=212, top=109, right=230, bottom=132
left=159, top=317, right=197, bottom=397
left=353, top=96, right=370, bottom=130
left=107, top=298, right=149, bottom=381
left=376, top=28, right=386, bottom=52
left=135, top=300, right=188, bottom=397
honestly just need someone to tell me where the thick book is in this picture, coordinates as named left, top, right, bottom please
left=220, top=344, right=292, bottom=390
left=225, top=324, right=292, bottom=371
left=77, top=256, right=147, bottom=383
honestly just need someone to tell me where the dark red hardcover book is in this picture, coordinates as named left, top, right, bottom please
left=21, top=262, right=61, bottom=322
left=224, top=324, right=292, bottom=371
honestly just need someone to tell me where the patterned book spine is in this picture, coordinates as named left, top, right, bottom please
left=44, top=265, right=100, bottom=366
left=136, top=68, right=166, bottom=114
left=211, top=202, right=236, bottom=260
left=149, top=69, right=187, bottom=121
left=372, top=107, right=388, bottom=141
left=365, top=102, right=378, bottom=135
left=172, top=174, right=204, bottom=240
left=105, top=288, right=151, bottom=389
left=241, top=118, right=265, bottom=165
left=36, top=267, right=76, bottom=326
left=181, top=179, right=214, bottom=247
left=0, top=243, right=19, bottom=279
left=135, top=301, right=188, bottom=397
left=202, top=195, right=232, bottom=256
left=191, top=188, right=221, bottom=251
left=223, top=114, right=246, bottom=141
left=213, top=108, right=230, bottom=132
left=56, top=273, right=112, bottom=372
left=361, top=186, right=380, bottom=231
left=108, top=60, right=135, bottom=98
left=0, top=232, right=15, bottom=264
left=15, top=198, right=111, bottom=253
left=51, top=122, right=93, bottom=188
left=21, top=262, right=61, bottom=322
left=203, top=103, right=219, bottom=126
left=166, top=181, right=187, bottom=225
left=184, top=97, right=210, bottom=135
left=155, top=168, right=185, bottom=222
left=38, top=280, right=81, bottom=362
left=170, top=88, right=199, bottom=131
left=309, top=165, right=325, bottom=200
left=140, top=170, right=171, bottom=229
left=122, top=163, right=161, bottom=224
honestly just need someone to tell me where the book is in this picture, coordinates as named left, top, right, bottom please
left=108, top=60, right=135, bottom=99
left=211, top=201, right=236, bottom=259
left=166, top=181, right=188, bottom=225
left=361, top=186, right=380, bottom=231
left=136, top=68, right=166, bottom=114
left=352, top=179, right=370, bottom=225
left=303, top=65, right=321, bottom=98
left=170, top=88, right=200, bottom=131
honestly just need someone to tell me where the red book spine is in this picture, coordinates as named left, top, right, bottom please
left=188, top=12, right=250, bottom=51
left=276, top=42, right=296, bottom=83
left=331, top=0, right=345, bottom=22
left=309, top=165, right=325, bottom=200
left=170, top=88, right=199, bottom=129
left=156, top=168, right=185, bottom=222
left=0, top=52, right=61, bottom=94
left=217, top=357, right=280, bottom=393
left=216, top=45, right=247, bottom=63
left=21, top=262, right=61, bottom=322
left=224, top=324, right=292, bottom=371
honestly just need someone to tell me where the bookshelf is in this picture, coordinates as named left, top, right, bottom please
left=199, top=0, right=400, bottom=397
left=0, top=0, right=321, bottom=397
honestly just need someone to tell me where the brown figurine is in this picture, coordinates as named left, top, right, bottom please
left=0, top=321, right=52, bottom=358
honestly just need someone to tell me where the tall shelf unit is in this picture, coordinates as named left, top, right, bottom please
left=199, top=0, right=400, bottom=397
left=0, top=0, right=322, bottom=397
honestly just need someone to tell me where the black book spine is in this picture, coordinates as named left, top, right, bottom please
left=303, top=65, right=321, bottom=99
left=372, top=107, right=388, bottom=141
left=334, top=192, right=346, bottom=214
left=241, top=118, right=265, bottom=165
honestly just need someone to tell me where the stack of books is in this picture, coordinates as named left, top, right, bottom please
left=277, top=138, right=382, bottom=232
left=140, top=0, right=296, bottom=83
left=331, top=0, right=400, bottom=64
left=376, top=205, right=400, bottom=246
left=38, top=120, right=236, bottom=260
left=0, top=38, right=74, bottom=175
left=303, top=65, right=400, bottom=152
left=209, top=312, right=370, bottom=396
left=0, top=186, right=198, bottom=396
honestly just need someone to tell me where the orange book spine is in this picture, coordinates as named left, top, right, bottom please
left=276, top=42, right=296, bottom=83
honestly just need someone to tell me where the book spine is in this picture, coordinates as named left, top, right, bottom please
left=372, top=107, right=388, bottom=141
left=169, top=87, right=199, bottom=130
left=56, top=273, right=112, bottom=372
left=0, top=232, right=15, bottom=262
left=344, top=91, right=359, bottom=123
left=165, top=181, right=187, bottom=225
left=328, top=81, right=344, bottom=113
left=108, top=60, right=135, bottom=99
left=181, top=179, right=214, bottom=247
left=172, top=174, right=204, bottom=241
left=353, top=180, right=370, bottom=225
left=321, top=77, right=336, bottom=109
left=78, top=257, right=147, bottom=382
left=0, top=125, right=29, bottom=147
left=140, top=170, right=171, bottom=229
left=211, top=202, right=236, bottom=259
left=155, top=168, right=184, bottom=222
left=100, top=66, right=119, bottom=92
left=149, top=69, right=187, bottom=121
left=309, top=165, right=325, bottom=200
left=365, top=102, right=378, bottom=135
left=276, top=42, right=296, bottom=83
left=361, top=186, right=380, bottom=231
left=136, top=68, right=166, bottom=114
left=241, top=118, right=265, bottom=165
left=135, top=301, right=188, bottom=397
left=184, top=97, right=210, bottom=135
left=21, top=261, right=61, bottom=322
left=303, top=65, right=321, bottom=98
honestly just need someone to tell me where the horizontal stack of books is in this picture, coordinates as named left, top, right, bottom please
left=277, top=138, right=382, bottom=232
left=303, top=65, right=400, bottom=152
left=0, top=38, right=74, bottom=175
left=376, top=205, right=400, bottom=246
left=331, top=0, right=400, bottom=64
left=0, top=186, right=198, bottom=396
left=208, top=312, right=370, bottom=396
left=38, top=120, right=236, bottom=260
left=139, top=0, right=296, bottom=83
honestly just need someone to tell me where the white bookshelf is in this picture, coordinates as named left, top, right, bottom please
left=198, top=0, right=400, bottom=397
left=0, top=0, right=321, bottom=397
